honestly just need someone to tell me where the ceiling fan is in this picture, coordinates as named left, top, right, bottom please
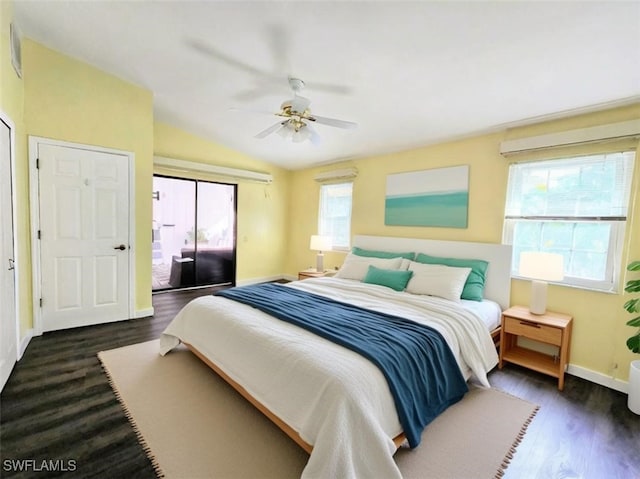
left=187, top=25, right=352, bottom=101
left=242, top=77, right=357, bottom=144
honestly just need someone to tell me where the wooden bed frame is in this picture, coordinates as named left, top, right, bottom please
left=185, top=341, right=408, bottom=453
left=186, top=236, right=511, bottom=454
left=491, top=326, right=502, bottom=350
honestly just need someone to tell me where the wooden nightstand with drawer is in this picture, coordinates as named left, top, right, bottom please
left=499, top=305, right=573, bottom=390
left=297, top=269, right=335, bottom=280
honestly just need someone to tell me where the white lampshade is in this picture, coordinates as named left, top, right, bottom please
left=519, top=252, right=564, bottom=281
left=310, top=235, right=332, bottom=252
left=309, top=235, right=332, bottom=273
left=519, top=252, right=564, bottom=315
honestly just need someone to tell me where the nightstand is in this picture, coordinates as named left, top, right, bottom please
left=499, top=305, right=573, bottom=390
left=298, top=269, right=335, bottom=280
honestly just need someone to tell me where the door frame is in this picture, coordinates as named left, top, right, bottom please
left=29, top=136, right=136, bottom=335
left=152, top=174, right=238, bottom=292
left=0, top=109, right=20, bottom=361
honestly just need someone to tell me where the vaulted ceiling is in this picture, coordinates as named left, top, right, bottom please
left=13, top=1, right=640, bottom=170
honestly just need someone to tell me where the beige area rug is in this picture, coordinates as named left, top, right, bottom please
left=98, top=340, right=538, bottom=479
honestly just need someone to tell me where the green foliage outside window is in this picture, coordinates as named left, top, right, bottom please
left=186, top=227, right=208, bottom=243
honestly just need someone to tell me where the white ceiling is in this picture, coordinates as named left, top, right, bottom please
left=13, top=1, right=640, bottom=170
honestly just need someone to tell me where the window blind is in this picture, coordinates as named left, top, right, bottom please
left=505, top=151, right=635, bottom=220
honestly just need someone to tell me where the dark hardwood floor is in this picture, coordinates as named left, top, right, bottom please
left=1, top=287, right=638, bottom=479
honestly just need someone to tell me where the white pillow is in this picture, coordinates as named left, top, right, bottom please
left=405, top=262, right=472, bottom=302
left=335, top=254, right=404, bottom=281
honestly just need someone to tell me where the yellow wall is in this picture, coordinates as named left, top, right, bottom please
left=21, top=39, right=155, bottom=317
left=153, top=122, right=290, bottom=282
left=506, top=104, right=640, bottom=382
left=287, top=104, right=640, bottom=382
left=0, top=14, right=289, bottom=340
left=0, top=1, right=30, bottom=337
left=3, top=0, right=638, bottom=385
left=286, top=132, right=508, bottom=272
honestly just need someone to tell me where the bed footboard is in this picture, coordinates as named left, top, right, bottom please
left=184, top=342, right=408, bottom=454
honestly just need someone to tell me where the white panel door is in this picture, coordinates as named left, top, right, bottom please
left=0, top=117, right=17, bottom=391
left=39, top=144, right=130, bottom=331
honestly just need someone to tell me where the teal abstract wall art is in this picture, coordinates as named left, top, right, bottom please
left=385, top=165, right=469, bottom=228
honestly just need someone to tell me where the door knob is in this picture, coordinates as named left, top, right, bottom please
left=114, top=244, right=126, bottom=251
left=8, top=258, right=15, bottom=270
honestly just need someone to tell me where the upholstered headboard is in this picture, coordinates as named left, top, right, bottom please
left=353, top=235, right=512, bottom=310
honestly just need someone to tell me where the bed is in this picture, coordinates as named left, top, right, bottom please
left=159, top=235, right=512, bottom=478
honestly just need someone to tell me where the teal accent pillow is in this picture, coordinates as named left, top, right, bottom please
left=352, top=246, right=415, bottom=261
left=414, top=253, right=488, bottom=301
left=362, top=265, right=413, bottom=292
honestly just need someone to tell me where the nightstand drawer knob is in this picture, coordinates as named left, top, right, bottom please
left=520, top=321, right=541, bottom=328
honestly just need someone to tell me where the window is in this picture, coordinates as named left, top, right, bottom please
left=503, top=151, right=635, bottom=291
left=318, top=182, right=353, bottom=250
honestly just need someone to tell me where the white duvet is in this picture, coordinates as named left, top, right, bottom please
left=159, top=277, right=499, bottom=479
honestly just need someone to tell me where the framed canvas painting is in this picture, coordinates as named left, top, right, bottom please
left=385, top=165, right=469, bottom=228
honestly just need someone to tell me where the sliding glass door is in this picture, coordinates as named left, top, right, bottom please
left=152, top=175, right=236, bottom=291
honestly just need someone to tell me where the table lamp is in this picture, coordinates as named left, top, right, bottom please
left=519, top=251, right=564, bottom=315
left=309, top=235, right=332, bottom=272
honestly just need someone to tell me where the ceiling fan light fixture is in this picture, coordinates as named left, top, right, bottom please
left=276, top=122, right=293, bottom=140
left=275, top=120, right=312, bottom=143
left=242, top=77, right=356, bottom=143
left=292, top=124, right=312, bottom=143
left=292, top=133, right=306, bottom=143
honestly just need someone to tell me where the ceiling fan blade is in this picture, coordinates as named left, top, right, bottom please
left=230, top=106, right=272, bottom=114
left=306, top=124, right=322, bottom=146
left=266, top=24, right=290, bottom=73
left=288, top=74, right=351, bottom=96
left=255, top=121, right=287, bottom=139
left=309, top=115, right=358, bottom=130
left=187, top=39, right=279, bottom=80
left=303, top=81, right=352, bottom=96
left=232, top=88, right=279, bottom=102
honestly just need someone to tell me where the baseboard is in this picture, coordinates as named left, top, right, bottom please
left=18, top=329, right=33, bottom=360
left=135, top=307, right=154, bottom=319
left=236, top=275, right=288, bottom=286
left=567, top=364, right=628, bottom=394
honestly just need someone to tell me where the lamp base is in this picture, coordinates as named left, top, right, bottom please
left=316, top=253, right=324, bottom=273
left=529, top=280, right=548, bottom=315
